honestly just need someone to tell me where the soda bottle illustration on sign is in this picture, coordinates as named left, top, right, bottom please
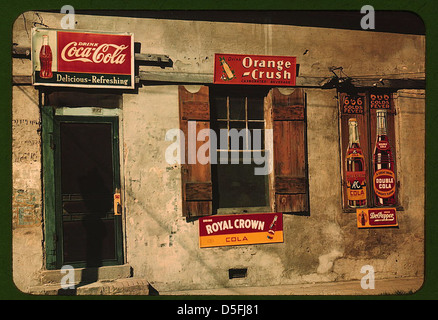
left=373, top=109, right=396, bottom=206
left=345, top=118, right=367, bottom=208
left=358, top=210, right=367, bottom=227
left=267, top=215, right=278, bottom=240
left=219, top=57, right=236, bottom=81
left=39, top=35, right=53, bottom=79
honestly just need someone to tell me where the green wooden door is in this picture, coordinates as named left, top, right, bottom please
left=43, top=111, right=123, bottom=269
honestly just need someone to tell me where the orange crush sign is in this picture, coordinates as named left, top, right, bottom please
left=214, top=53, right=296, bottom=86
left=199, top=213, right=283, bottom=248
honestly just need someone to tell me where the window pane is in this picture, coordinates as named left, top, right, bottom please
left=212, top=121, right=228, bottom=151
left=249, top=122, right=265, bottom=150
left=229, top=121, right=247, bottom=150
left=211, top=96, right=227, bottom=120
left=247, top=97, right=264, bottom=120
left=229, top=96, right=246, bottom=120
left=213, top=153, right=269, bottom=208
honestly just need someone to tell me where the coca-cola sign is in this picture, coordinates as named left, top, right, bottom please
left=60, top=42, right=128, bottom=63
left=32, top=28, right=134, bottom=89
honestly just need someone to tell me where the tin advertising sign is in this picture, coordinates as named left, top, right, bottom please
left=356, top=208, right=398, bottom=228
left=199, top=213, right=283, bottom=248
left=214, top=53, right=296, bottom=86
left=32, top=28, right=134, bottom=89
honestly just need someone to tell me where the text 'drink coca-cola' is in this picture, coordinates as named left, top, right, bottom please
left=31, top=28, right=134, bottom=89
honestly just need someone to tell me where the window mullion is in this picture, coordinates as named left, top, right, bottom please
left=245, top=96, right=249, bottom=151
left=227, top=96, right=230, bottom=153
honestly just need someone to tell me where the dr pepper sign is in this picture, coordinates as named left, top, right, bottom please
left=214, top=53, right=296, bottom=86
left=32, top=28, right=134, bottom=89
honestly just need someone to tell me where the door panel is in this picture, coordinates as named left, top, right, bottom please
left=60, top=123, right=113, bottom=196
left=55, top=117, right=122, bottom=267
left=62, top=219, right=116, bottom=265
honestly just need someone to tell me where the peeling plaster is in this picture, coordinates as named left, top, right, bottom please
left=317, top=250, right=343, bottom=274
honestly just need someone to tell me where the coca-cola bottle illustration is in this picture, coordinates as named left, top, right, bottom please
left=39, top=35, right=53, bottom=79
left=345, top=118, right=367, bottom=208
left=373, top=109, right=396, bottom=206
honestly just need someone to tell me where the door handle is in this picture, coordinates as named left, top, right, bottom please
left=114, top=192, right=122, bottom=215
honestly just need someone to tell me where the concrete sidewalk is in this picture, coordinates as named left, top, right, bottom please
left=29, top=276, right=424, bottom=296
left=161, top=277, right=424, bottom=296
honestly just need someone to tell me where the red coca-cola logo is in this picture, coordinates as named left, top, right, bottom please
left=57, top=31, right=132, bottom=75
left=61, top=42, right=128, bottom=64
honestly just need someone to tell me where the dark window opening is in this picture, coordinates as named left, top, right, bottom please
left=210, top=86, right=270, bottom=213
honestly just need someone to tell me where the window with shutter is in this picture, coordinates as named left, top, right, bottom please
left=178, top=85, right=310, bottom=218
left=210, top=86, right=270, bottom=214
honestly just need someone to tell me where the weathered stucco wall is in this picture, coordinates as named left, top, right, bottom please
left=12, top=11, right=425, bottom=293
left=12, top=85, right=43, bottom=291
left=122, top=85, right=425, bottom=292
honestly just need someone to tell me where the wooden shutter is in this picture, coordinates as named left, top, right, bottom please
left=267, top=88, right=308, bottom=213
left=178, top=85, right=212, bottom=217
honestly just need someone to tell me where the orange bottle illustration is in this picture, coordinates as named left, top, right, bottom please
left=345, top=118, right=367, bottom=208
left=219, top=57, right=236, bottom=81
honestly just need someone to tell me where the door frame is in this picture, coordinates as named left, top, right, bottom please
left=42, top=107, right=124, bottom=270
